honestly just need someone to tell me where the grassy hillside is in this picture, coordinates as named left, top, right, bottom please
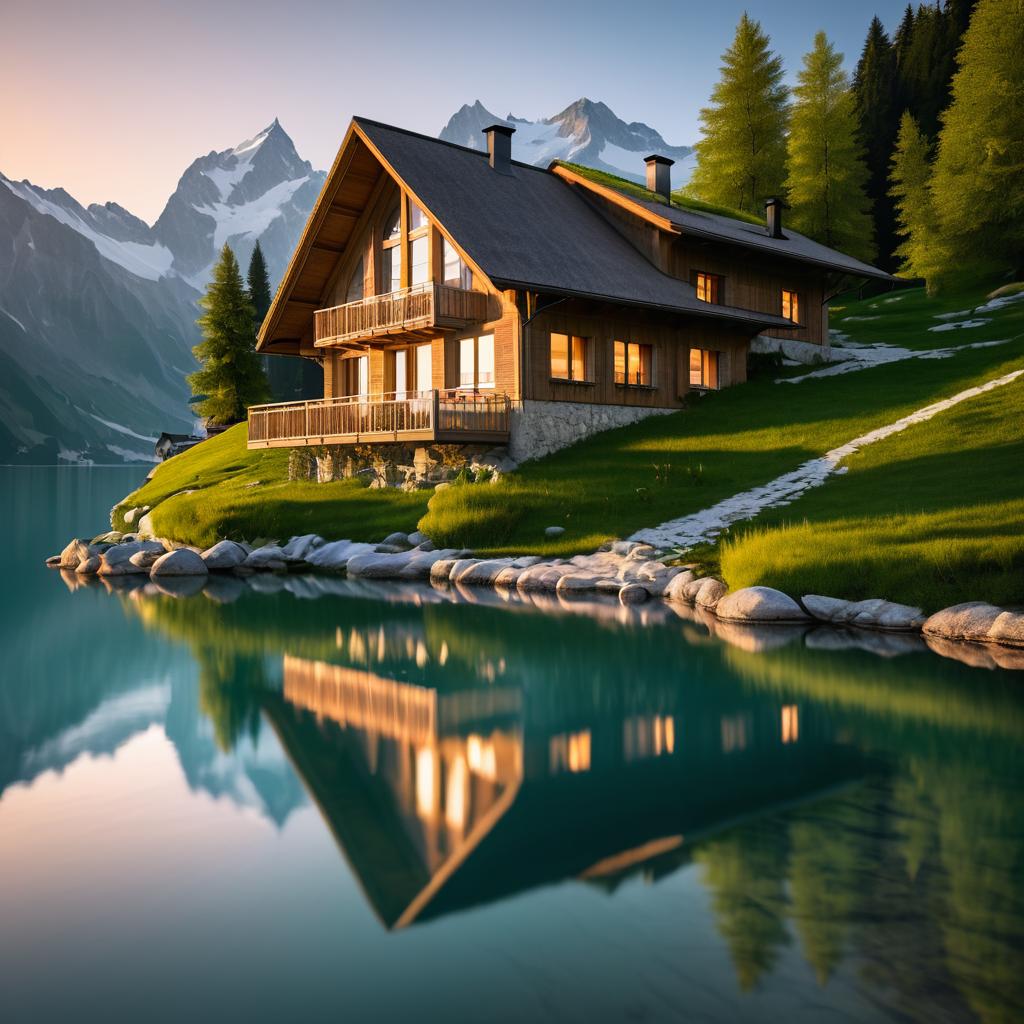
left=113, top=424, right=428, bottom=547
left=420, top=285, right=1024, bottom=557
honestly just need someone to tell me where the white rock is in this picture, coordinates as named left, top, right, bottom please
left=397, top=549, right=458, bottom=581
left=76, top=554, right=100, bottom=575
left=844, top=598, right=891, bottom=625
left=695, top=578, right=727, bottom=609
left=544, top=526, right=566, bottom=538
left=98, top=541, right=165, bottom=576
left=663, top=571, right=697, bottom=603
left=445, top=558, right=480, bottom=582
left=346, top=551, right=414, bottom=579
left=493, top=565, right=525, bottom=587
left=59, top=538, right=93, bottom=569
left=556, top=573, right=603, bottom=594
left=874, top=602, right=926, bottom=631
left=150, top=548, right=209, bottom=577
left=455, top=558, right=517, bottom=586
left=281, top=534, right=323, bottom=562
left=619, top=583, right=648, bottom=605
left=129, top=549, right=163, bottom=569
left=379, top=531, right=412, bottom=550
left=408, top=531, right=429, bottom=547
left=922, top=602, right=1003, bottom=642
left=680, top=577, right=707, bottom=603
left=304, top=540, right=375, bottom=571
left=201, top=539, right=249, bottom=570
left=990, top=610, right=1024, bottom=648
left=802, top=594, right=851, bottom=621
left=430, top=559, right=458, bottom=583
left=244, top=545, right=288, bottom=569
left=714, top=587, right=810, bottom=623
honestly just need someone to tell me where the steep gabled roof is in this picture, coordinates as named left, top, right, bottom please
left=259, top=118, right=798, bottom=351
left=552, top=161, right=896, bottom=282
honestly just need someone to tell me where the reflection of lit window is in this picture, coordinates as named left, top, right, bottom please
left=467, top=735, right=497, bottom=780
left=416, top=746, right=436, bottom=818
left=623, top=715, right=676, bottom=761
left=549, top=730, right=591, bottom=774
left=721, top=714, right=749, bottom=754
left=781, top=704, right=799, bottom=744
left=445, top=755, right=467, bottom=830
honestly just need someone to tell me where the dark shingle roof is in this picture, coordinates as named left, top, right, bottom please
left=355, top=118, right=796, bottom=330
left=557, top=163, right=894, bottom=281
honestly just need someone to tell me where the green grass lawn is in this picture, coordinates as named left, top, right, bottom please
left=718, top=373, right=1024, bottom=611
left=113, top=424, right=429, bottom=548
left=419, top=299, right=1024, bottom=555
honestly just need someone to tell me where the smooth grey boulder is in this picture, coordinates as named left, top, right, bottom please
left=129, top=549, right=163, bottom=569
left=59, top=538, right=94, bottom=569
left=802, top=594, right=851, bottom=622
left=281, top=534, right=323, bottom=562
left=430, top=559, right=458, bottom=584
left=374, top=544, right=407, bottom=554
left=989, top=610, right=1024, bottom=648
left=76, top=555, right=101, bottom=575
left=304, top=540, right=375, bottom=571
left=150, top=548, right=209, bottom=577
left=544, top=526, right=566, bottom=538
left=680, top=577, right=707, bottom=602
left=397, top=549, right=458, bottom=581
left=244, top=545, right=288, bottom=569
left=201, top=540, right=249, bottom=570
left=619, top=583, right=648, bottom=605
left=98, top=541, right=165, bottom=576
left=874, top=602, right=926, bottom=631
left=493, top=565, right=525, bottom=587
left=663, top=571, right=697, bottom=603
left=379, top=532, right=412, bottom=550
left=408, top=530, right=429, bottom=547
left=92, top=531, right=123, bottom=545
left=556, top=573, right=603, bottom=594
left=695, top=578, right=728, bottom=610
left=45, top=554, right=61, bottom=567
left=626, top=544, right=658, bottom=562
left=346, top=551, right=414, bottom=579
left=455, top=559, right=517, bottom=586
left=923, top=602, right=1003, bottom=643
left=715, top=586, right=810, bottom=623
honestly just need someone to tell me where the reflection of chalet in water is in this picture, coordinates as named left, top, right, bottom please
left=264, top=626, right=864, bottom=929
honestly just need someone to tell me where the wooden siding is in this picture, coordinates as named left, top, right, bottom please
left=522, top=300, right=753, bottom=408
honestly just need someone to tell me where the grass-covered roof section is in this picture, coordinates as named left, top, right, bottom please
left=555, top=161, right=764, bottom=226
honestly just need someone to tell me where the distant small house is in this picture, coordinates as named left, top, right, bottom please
left=251, top=117, right=894, bottom=463
left=155, top=432, right=203, bottom=461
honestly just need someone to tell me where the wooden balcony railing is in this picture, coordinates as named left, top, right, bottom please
left=247, top=389, right=512, bottom=448
left=314, top=283, right=492, bottom=346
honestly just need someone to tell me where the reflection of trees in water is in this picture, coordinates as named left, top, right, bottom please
left=122, top=585, right=1024, bottom=1021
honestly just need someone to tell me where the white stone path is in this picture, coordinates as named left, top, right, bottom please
left=630, top=368, right=1024, bottom=551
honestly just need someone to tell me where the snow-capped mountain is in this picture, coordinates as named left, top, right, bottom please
left=440, top=98, right=696, bottom=185
left=0, top=121, right=324, bottom=463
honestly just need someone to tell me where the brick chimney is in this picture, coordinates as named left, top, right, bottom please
left=483, top=124, right=515, bottom=174
left=765, top=197, right=787, bottom=239
left=644, top=154, right=674, bottom=202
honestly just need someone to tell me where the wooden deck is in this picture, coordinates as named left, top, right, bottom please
left=247, top=389, right=511, bottom=448
left=314, top=283, right=492, bottom=347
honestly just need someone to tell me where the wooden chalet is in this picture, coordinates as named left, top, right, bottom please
left=252, top=118, right=893, bottom=459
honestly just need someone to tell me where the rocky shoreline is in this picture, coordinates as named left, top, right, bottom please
left=47, top=528, right=1024, bottom=671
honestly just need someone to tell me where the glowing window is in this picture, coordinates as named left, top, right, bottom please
left=614, top=340, right=653, bottom=386
left=695, top=272, right=723, bottom=304
left=550, top=333, right=590, bottom=381
left=782, top=289, right=800, bottom=323
left=689, top=348, right=719, bottom=389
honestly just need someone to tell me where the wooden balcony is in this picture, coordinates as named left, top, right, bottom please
left=314, top=283, right=492, bottom=347
left=247, top=389, right=511, bottom=449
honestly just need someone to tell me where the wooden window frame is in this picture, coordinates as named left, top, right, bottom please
left=614, top=340, right=655, bottom=388
left=549, top=332, right=594, bottom=384
left=692, top=271, right=724, bottom=305
left=781, top=289, right=800, bottom=324
left=456, top=334, right=496, bottom=391
left=688, top=348, right=720, bottom=390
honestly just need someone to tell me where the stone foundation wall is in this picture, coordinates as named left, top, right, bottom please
left=509, top=399, right=676, bottom=463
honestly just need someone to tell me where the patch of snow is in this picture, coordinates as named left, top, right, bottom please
left=58, top=447, right=93, bottom=464
left=105, top=443, right=158, bottom=463
left=841, top=315, right=881, bottom=321
left=86, top=412, right=158, bottom=443
left=934, top=308, right=973, bottom=320
left=0, top=307, right=27, bottom=332
left=1, top=178, right=174, bottom=281
left=974, top=291, right=1024, bottom=313
left=928, top=318, right=991, bottom=333
left=880, top=294, right=906, bottom=303
left=779, top=338, right=1010, bottom=383
left=631, top=368, right=1024, bottom=551
left=192, top=175, right=309, bottom=258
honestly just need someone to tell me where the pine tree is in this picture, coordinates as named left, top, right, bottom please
left=786, top=32, right=875, bottom=262
left=889, top=112, right=948, bottom=290
left=188, top=244, right=269, bottom=426
left=854, top=17, right=900, bottom=269
left=930, top=0, right=1024, bottom=282
left=687, top=14, right=790, bottom=214
left=246, top=241, right=272, bottom=327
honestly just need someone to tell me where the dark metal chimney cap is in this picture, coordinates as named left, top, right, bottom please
left=482, top=123, right=516, bottom=138
left=643, top=154, right=675, bottom=167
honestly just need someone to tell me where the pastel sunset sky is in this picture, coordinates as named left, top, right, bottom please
left=3, top=0, right=909, bottom=223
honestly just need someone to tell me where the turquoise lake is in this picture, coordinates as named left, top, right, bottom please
left=2, top=466, right=1022, bottom=1023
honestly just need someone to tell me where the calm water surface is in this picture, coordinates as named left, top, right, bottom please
left=2, top=467, right=1022, bottom=1024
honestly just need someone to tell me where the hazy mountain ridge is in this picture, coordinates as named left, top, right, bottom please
left=0, top=121, right=325, bottom=463
left=440, top=98, right=695, bottom=184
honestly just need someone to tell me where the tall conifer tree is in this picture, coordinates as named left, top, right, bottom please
left=854, top=17, right=900, bottom=268
left=889, top=112, right=947, bottom=290
left=688, top=14, right=790, bottom=213
left=786, top=33, right=875, bottom=262
left=246, top=241, right=272, bottom=327
left=188, top=244, right=269, bottom=425
left=931, top=0, right=1024, bottom=280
